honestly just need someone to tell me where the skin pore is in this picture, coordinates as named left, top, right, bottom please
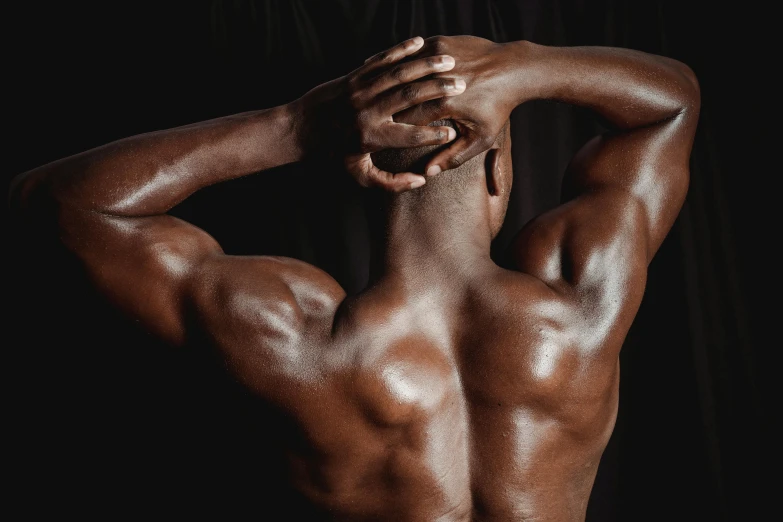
left=10, top=35, right=699, bottom=521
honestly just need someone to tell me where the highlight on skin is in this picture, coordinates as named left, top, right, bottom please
left=9, top=34, right=699, bottom=520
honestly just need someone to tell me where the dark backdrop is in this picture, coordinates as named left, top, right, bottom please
left=6, top=1, right=772, bottom=520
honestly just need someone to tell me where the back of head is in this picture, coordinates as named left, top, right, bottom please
left=368, top=118, right=512, bottom=239
left=370, top=120, right=485, bottom=199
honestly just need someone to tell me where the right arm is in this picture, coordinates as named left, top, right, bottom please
left=401, top=36, right=700, bottom=349
left=510, top=43, right=700, bottom=349
left=510, top=42, right=700, bottom=266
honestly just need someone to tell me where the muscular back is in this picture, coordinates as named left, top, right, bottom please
left=173, top=108, right=685, bottom=519
left=10, top=36, right=699, bottom=522
left=184, top=208, right=643, bottom=520
left=15, top=107, right=686, bottom=522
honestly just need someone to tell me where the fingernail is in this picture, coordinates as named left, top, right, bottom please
left=411, top=36, right=424, bottom=47
left=454, top=79, right=466, bottom=91
left=447, top=128, right=456, bottom=141
left=436, top=55, right=455, bottom=68
left=427, top=165, right=442, bottom=177
left=410, top=178, right=426, bottom=189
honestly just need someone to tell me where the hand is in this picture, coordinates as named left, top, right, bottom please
left=294, top=37, right=466, bottom=192
left=394, top=36, right=531, bottom=176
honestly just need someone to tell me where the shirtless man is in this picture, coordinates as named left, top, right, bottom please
left=10, top=36, right=699, bottom=520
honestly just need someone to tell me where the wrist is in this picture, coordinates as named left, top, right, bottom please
left=500, top=40, right=557, bottom=104
left=280, top=100, right=307, bottom=162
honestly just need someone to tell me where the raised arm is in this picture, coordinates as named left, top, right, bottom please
left=509, top=43, right=699, bottom=348
left=509, top=41, right=700, bottom=264
left=398, top=36, right=699, bottom=347
left=9, top=37, right=464, bottom=347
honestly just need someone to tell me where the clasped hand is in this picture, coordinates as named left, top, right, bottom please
left=295, top=35, right=519, bottom=192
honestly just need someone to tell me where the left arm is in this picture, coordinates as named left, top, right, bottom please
left=8, top=36, right=463, bottom=346
left=11, top=36, right=462, bottom=218
left=11, top=105, right=302, bottom=219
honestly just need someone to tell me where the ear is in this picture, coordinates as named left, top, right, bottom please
left=484, top=147, right=502, bottom=196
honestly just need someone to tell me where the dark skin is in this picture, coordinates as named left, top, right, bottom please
left=10, top=35, right=699, bottom=521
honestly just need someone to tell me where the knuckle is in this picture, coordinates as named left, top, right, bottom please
left=358, top=129, right=376, bottom=152
left=401, top=84, right=419, bottom=101
left=430, top=97, right=449, bottom=111
left=480, top=134, right=495, bottom=148
left=348, top=91, right=369, bottom=111
left=450, top=152, right=466, bottom=168
left=355, top=109, right=374, bottom=126
left=378, top=51, right=392, bottom=63
left=390, top=65, right=406, bottom=82
left=347, top=78, right=364, bottom=98
left=428, top=36, right=446, bottom=51
left=348, top=90, right=364, bottom=108
left=410, top=131, right=427, bottom=145
left=346, top=73, right=360, bottom=88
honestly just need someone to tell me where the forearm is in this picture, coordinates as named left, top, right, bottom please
left=12, top=103, right=302, bottom=217
left=509, top=41, right=700, bottom=129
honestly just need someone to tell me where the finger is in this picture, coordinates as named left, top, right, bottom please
left=379, top=77, right=466, bottom=116
left=365, top=55, right=455, bottom=97
left=423, top=135, right=493, bottom=177
left=393, top=98, right=450, bottom=126
left=360, top=36, right=424, bottom=73
left=374, top=122, right=457, bottom=149
left=347, top=154, right=426, bottom=192
left=368, top=166, right=427, bottom=193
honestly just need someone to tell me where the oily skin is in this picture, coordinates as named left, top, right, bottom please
left=11, top=36, right=700, bottom=521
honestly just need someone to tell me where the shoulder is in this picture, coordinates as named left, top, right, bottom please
left=189, top=255, right=345, bottom=351
left=180, top=255, right=347, bottom=396
left=487, top=258, right=639, bottom=358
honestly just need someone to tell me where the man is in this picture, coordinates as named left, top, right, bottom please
left=10, top=35, right=699, bottom=520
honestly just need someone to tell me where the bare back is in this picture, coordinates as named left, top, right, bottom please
left=10, top=35, right=699, bottom=522
left=186, top=248, right=635, bottom=520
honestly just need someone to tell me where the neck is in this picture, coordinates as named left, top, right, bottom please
left=368, top=184, right=494, bottom=290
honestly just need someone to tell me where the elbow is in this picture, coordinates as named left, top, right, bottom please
left=8, top=167, right=65, bottom=228
left=8, top=170, right=38, bottom=215
left=673, top=61, right=701, bottom=116
left=7, top=170, right=53, bottom=242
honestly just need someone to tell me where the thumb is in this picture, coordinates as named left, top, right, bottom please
left=346, top=153, right=427, bottom=193
left=423, top=134, right=493, bottom=176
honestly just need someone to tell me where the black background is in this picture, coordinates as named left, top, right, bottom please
left=6, top=1, right=772, bottom=520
